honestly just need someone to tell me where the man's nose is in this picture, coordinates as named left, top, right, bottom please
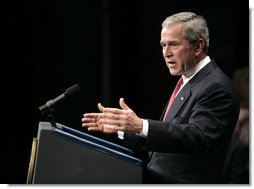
left=164, top=46, right=173, bottom=57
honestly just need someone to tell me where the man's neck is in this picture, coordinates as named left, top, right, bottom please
left=183, top=55, right=211, bottom=80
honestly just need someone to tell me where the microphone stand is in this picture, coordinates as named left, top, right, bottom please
left=46, top=110, right=57, bottom=128
left=39, top=100, right=57, bottom=128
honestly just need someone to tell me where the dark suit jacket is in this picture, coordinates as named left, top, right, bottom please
left=132, top=60, right=240, bottom=184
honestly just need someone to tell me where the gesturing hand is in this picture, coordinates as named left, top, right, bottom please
left=82, top=98, right=143, bottom=135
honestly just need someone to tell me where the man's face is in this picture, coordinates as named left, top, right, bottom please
left=160, top=23, right=197, bottom=76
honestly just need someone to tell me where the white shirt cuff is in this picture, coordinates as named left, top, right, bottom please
left=136, top=119, right=148, bottom=138
left=117, top=131, right=124, bottom=140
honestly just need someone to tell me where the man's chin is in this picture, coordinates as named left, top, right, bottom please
left=169, top=69, right=180, bottom=76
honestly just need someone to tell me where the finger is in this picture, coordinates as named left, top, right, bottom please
left=82, top=122, right=99, bottom=127
left=81, top=117, right=97, bottom=123
left=119, top=98, right=130, bottom=110
left=83, top=113, right=99, bottom=118
left=87, top=127, right=102, bottom=132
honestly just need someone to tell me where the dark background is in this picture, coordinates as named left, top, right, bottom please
left=8, top=0, right=249, bottom=184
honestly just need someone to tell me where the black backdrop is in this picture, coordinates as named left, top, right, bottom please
left=8, top=0, right=249, bottom=183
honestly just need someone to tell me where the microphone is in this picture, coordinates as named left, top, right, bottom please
left=39, top=84, right=82, bottom=116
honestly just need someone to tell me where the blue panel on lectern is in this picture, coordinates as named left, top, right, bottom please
left=53, top=127, right=143, bottom=166
left=55, top=123, right=133, bottom=155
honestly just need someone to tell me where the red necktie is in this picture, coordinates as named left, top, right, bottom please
left=163, top=76, right=184, bottom=121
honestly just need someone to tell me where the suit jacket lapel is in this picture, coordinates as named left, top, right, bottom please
left=163, top=60, right=218, bottom=122
left=164, top=85, right=191, bottom=122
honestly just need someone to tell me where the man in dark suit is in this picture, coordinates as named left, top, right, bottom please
left=81, top=12, right=240, bottom=184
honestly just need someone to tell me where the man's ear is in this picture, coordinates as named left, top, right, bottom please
left=195, top=38, right=205, bottom=56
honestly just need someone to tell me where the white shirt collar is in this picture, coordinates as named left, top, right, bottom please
left=182, top=56, right=211, bottom=85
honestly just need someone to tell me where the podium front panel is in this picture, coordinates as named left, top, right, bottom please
left=32, top=122, right=143, bottom=184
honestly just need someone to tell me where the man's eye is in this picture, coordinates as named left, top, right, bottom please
left=170, top=43, right=179, bottom=49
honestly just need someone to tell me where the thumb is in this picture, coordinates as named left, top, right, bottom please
left=98, top=103, right=104, bottom=112
left=119, top=98, right=130, bottom=110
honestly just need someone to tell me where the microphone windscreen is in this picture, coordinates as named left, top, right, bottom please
left=65, top=84, right=81, bottom=97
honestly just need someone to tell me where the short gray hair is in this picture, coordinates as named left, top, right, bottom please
left=162, top=12, right=209, bottom=53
